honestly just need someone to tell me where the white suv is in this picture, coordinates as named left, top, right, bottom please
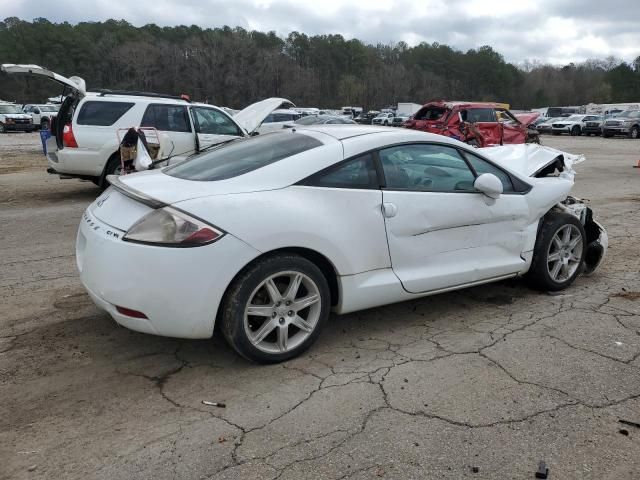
left=2, top=64, right=293, bottom=187
left=22, top=103, right=59, bottom=130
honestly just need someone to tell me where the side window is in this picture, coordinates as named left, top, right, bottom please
left=141, top=104, right=191, bottom=132
left=462, top=108, right=495, bottom=123
left=305, top=153, right=378, bottom=189
left=192, top=107, right=242, bottom=136
left=77, top=101, right=134, bottom=126
left=380, top=144, right=476, bottom=192
left=496, top=109, right=520, bottom=125
left=263, top=113, right=275, bottom=123
left=464, top=152, right=514, bottom=192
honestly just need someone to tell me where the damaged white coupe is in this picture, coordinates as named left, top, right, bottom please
left=77, top=126, right=607, bottom=362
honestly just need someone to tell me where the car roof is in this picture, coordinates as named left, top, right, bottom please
left=422, top=100, right=502, bottom=109
left=294, top=124, right=461, bottom=144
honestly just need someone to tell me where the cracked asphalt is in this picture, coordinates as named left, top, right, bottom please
left=1, top=133, right=640, bottom=479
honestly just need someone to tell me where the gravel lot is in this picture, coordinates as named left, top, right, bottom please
left=1, top=132, right=639, bottom=479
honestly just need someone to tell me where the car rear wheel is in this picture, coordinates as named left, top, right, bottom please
left=527, top=212, right=586, bottom=291
left=629, top=126, right=639, bottom=139
left=570, top=126, right=581, bottom=136
left=0, top=123, right=5, bottom=134
left=220, top=254, right=330, bottom=363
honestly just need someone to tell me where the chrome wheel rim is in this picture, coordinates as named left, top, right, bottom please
left=547, top=224, right=583, bottom=282
left=244, top=271, right=321, bottom=354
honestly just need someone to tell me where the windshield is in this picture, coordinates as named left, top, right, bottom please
left=165, top=131, right=323, bottom=181
left=39, top=105, right=59, bottom=112
left=0, top=105, right=24, bottom=114
left=619, top=111, right=640, bottom=118
left=295, top=116, right=322, bottom=125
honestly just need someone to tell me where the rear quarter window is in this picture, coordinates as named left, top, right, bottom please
left=76, top=101, right=134, bottom=126
left=165, top=131, right=323, bottom=181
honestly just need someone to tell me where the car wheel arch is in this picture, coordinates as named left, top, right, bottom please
left=215, top=247, right=341, bottom=332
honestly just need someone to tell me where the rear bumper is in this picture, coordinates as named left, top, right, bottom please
left=76, top=206, right=261, bottom=339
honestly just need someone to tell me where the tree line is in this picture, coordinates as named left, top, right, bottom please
left=1, top=17, right=639, bottom=110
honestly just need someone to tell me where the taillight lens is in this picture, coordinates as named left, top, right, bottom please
left=123, top=207, right=224, bottom=247
left=62, top=123, right=78, bottom=147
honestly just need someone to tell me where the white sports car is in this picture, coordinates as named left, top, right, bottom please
left=77, top=126, right=607, bottom=363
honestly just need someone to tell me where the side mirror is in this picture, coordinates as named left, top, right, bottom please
left=250, top=131, right=260, bottom=136
left=474, top=173, right=503, bottom=199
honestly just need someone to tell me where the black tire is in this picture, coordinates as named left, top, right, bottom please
left=585, top=132, right=591, bottom=137
left=98, top=153, right=122, bottom=189
left=0, top=123, right=5, bottom=134
left=570, top=126, right=581, bottom=136
left=527, top=212, right=586, bottom=291
left=220, top=254, right=331, bottom=363
left=603, top=133, right=612, bottom=138
left=629, top=126, right=639, bottom=139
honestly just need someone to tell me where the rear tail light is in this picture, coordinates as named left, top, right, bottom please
left=62, top=123, right=78, bottom=148
left=123, top=207, right=224, bottom=247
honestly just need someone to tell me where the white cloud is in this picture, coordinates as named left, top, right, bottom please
left=1, top=0, right=638, bottom=64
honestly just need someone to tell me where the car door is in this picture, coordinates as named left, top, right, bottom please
left=461, top=108, right=502, bottom=145
left=496, top=108, right=527, bottom=144
left=140, top=104, right=195, bottom=161
left=379, top=143, right=529, bottom=294
left=190, top=106, right=244, bottom=150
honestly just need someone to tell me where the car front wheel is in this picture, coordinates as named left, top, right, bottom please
left=527, top=212, right=586, bottom=291
left=629, top=126, right=639, bottom=139
left=220, top=254, right=330, bottom=363
left=570, top=126, right=581, bottom=136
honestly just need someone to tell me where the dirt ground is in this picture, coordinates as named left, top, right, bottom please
left=1, top=132, right=640, bottom=480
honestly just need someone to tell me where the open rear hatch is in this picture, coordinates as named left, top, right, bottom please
left=1, top=64, right=87, bottom=149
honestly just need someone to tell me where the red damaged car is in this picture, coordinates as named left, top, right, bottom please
left=403, top=101, right=540, bottom=147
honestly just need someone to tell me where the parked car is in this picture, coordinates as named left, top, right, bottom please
left=391, top=114, right=410, bottom=127
left=602, top=111, right=640, bottom=139
left=550, top=115, right=598, bottom=136
left=371, top=112, right=395, bottom=126
left=582, top=116, right=604, bottom=136
left=354, top=111, right=380, bottom=125
left=404, top=101, right=538, bottom=146
left=535, top=117, right=561, bottom=134
left=256, top=109, right=302, bottom=134
left=0, top=102, right=35, bottom=133
left=77, top=126, right=607, bottom=363
left=1, top=64, right=292, bottom=186
left=22, top=103, right=59, bottom=130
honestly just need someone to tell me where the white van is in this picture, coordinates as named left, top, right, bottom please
left=1, top=64, right=294, bottom=187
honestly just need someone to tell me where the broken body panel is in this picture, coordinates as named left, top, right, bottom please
left=481, top=143, right=607, bottom=274
left=405, top=100, right=537, bottom=147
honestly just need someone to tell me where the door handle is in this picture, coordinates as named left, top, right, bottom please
left=382, top=202, right=398, bottom=218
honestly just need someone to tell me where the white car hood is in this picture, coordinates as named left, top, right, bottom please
left=233, top=97, right=295, bottom=134
left=479, top=144, right=584, bottom=179
left=1, top=64, right=86, bottom=96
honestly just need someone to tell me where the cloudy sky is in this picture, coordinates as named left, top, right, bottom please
left=2, top=0, right=639, bottom=65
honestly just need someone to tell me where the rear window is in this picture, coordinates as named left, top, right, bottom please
left=76, top=101, right=134, bottom=126
left=165, top=131, right=323, bottom=181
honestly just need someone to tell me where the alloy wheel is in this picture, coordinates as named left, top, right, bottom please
left=547, top=224, right=583, bottom=282
left=244, top=271, right=321, bottom=354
